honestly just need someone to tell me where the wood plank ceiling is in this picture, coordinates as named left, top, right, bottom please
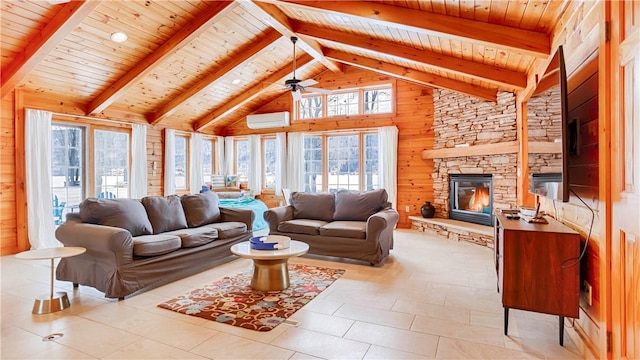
left=1, top=0, right=567, bottom=134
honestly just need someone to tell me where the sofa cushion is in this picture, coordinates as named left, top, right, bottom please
left=80, top=198, right=153, bottom=236
left=291, top=192, right=335, bottom=221
left=319, top=221, right=367, bottom=239
left=278, top=219, right=328, bottom=236
left=142, top=195, right=188, bottom=234
left=181, top=191, right=221, bottom=227
left=164, top=227, right=218, bottom=248
left=131, top=234, right=181, bottom=256
left=202, top=222, right=247, bottom=239
left=333, top=189, right=388, bottom=221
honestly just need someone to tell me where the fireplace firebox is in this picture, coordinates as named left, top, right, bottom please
left=449, top=174, right=493, bottom=226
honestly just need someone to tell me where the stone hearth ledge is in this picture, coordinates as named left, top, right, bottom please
left=409, top=216, right=494, bottom=248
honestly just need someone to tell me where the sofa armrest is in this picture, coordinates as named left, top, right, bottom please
left=366, top=208, right=399, bottom=240
left=263, top=206, right=294, bottom=231
left=220, top=207, right=254, bottom=231
left=55, top=215, right=134, bottom=266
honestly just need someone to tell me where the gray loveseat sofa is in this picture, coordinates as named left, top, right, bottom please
left=55, top=191, right=253, bottom=299
left=263, top=189, right=399, bottom=265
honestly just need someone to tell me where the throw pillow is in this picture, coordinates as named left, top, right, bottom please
left=141, top=195, right=188, bottom=234
left=181, top=191, right=222, bottom=227
left=333, top=189, right=389, bottom=221
left=215, top=191, right=244, bottom=199
left=79, top=198, right=153, bottom=236
left=291, top=192, right=335, bottom=222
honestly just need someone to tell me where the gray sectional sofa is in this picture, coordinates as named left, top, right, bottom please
left=55, top=191, right=253, bottom=299
left=263, top=189, right=399, bottom=265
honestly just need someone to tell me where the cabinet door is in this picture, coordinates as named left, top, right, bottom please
left=501, top=230, right=579, bottom=317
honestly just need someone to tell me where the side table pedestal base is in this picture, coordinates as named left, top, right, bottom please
left=33, top=292, right=70, bottom=314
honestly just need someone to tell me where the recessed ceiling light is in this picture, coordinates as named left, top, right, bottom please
left=110, top=32, right=128, bottom=43
left=232, top=79, right=242, bottom=85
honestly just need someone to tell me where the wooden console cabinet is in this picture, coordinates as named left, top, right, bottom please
left=494, top=213, right=580, bottom=345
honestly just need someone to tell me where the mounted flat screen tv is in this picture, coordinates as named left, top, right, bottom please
left=526, top=45, right=570, bottom=202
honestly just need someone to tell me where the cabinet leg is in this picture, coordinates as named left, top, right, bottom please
left=504, top=307, right=509, bottom=335
left=559, top=316, right=564, bottom=346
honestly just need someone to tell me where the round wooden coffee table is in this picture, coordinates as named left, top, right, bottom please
left=15, top=246, right=86, bottom=314
left=230, top=240, right=309, bottom=291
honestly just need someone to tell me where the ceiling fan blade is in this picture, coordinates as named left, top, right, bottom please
left=298, top=79, right=318, bottom=87
left=305, top=87, right=332, bottom=95
left=292, top=89, right=302, bottom=101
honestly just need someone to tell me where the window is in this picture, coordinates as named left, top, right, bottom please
left=175, top=135, right=188, bottom=190
left=295, top=84, right=393, bottom=120
left=94, top=130, right=129, bottom=198
left=364, top=133, right=379, bottom=190
left=303, top=131, right=378, bottom=193
left=52, top=124, right=85, bottom=224
left=304, top=136, right=323, bottom=193
left=364, top=86, right=392, bottom=114
left=202, top=138, right=214, bottom=184
left=235, top=139, right=249, bottom=182
left=328, top=91, right=358, bottom=117
left=298, top=95, right=323, bottom=119
left=262, top=137, right=277, bottom=189
left=327, top=135, right=359, bottom=191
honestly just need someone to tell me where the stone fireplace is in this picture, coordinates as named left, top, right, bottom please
left=449, top=174, right=493, bottom=226
left=411, top=90, right=519, bottom=248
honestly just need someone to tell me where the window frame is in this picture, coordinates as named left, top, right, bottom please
left=233, top=137, right=249, bottom=183
left=173, top=133, right=190, bottom=191
left=302, top=129, right=379, bottom=193
left=261, top=135, right=277, bottom=191
left=93, top=127, right=131, bottom=198
left=294, top=81, right=395, bottom=121
left=201, top=136, right=218, bottom=186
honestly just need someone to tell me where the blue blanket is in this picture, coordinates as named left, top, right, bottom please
left=218, top=198, right=268, bottom=231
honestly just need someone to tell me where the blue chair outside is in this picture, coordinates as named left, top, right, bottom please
left=98, top=191, right=116, bottom=199
left=53, top=195, right=66, bottom=225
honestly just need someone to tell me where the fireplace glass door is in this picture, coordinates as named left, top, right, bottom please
left=449, top=174, right=493, bottom=226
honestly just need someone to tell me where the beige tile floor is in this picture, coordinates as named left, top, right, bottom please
left=1, top=229, right=584, bottom=359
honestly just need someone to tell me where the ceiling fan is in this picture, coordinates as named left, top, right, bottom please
left=284, top=36, right=330, bottom=101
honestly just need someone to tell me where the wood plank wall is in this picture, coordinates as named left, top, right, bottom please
left=0, top=91, right=20, bottom=255
left=225, top=65, right=435, bottom=228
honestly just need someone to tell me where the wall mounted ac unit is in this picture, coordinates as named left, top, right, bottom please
left=246, top=111, right=290, bottom=129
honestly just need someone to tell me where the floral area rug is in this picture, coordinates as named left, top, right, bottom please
left=157, top=264, right=345, bottom=331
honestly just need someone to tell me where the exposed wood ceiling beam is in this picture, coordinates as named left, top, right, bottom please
left=293, top=21, right=527, bottom=90
left=147, top=28, right=282, bottom=125
left=324, top=49, right=497, bottom=102
left=1, top=1, right=100, bottom=98
left=241, top=0, right=342, bottom=73
left=194, top=54, right=315, bottom=132
left=269, top=0, right=550, bottom=58
left=87, top=1, right=238, bottom=115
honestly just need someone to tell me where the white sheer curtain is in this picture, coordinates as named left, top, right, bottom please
left=275, top=132, right=287, bottom=194
left=224, top=136, right=234, bottom=176
left=164, top=129, right=176, bottom=196
left=25, top=109, right=60, bottom=249
left=286, top=132, right=305, bottom=192
left=248, top=135, right=262, bottom=195
left=130, top=123, right=148, bottom=198
left=216, top=135, right=226, bottom=175
left=378, top=126, right=398, bottom=209
left=189, top=132, right=203, bottom=194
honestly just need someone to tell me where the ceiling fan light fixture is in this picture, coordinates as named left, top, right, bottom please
left=110, top=31, right=128, bottom=43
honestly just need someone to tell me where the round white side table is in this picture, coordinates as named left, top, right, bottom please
left=15, top=246, right=86, bottom=314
